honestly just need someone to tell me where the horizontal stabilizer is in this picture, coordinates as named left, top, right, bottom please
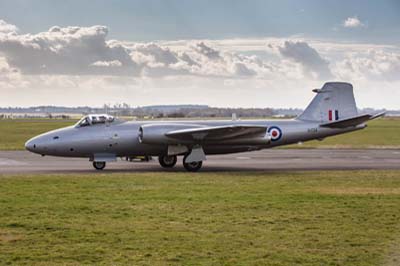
left=370, top=111, right=386, bottom=120
left=165, top=125, right=267, bottom=141
left=320, top=112, right=385, bottom=128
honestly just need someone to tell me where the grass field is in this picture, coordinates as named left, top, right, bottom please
left=0, top=117, right=399, bottom=150
left=1, top=170, right=400, bottom=265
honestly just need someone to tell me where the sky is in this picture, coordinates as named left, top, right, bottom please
left=0, top=0, right=399, bottom=109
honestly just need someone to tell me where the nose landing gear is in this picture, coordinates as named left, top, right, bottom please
left=93, top=161, right=106, bottom=170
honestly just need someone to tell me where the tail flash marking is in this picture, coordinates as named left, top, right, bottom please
left=328, top=110, right=339, bottom=121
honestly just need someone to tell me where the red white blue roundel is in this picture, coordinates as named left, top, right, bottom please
left=268, top=126, right=282, bottom=141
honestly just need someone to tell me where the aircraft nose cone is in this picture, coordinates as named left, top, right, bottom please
left=25, top=135, right=46, bottom=155
left=25, top=138, right=36, bottom=152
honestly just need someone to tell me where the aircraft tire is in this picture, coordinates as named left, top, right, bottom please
left=158, top=155, right=177, bottom=168
left=183, top=155, right=203, bottom=172
left=93, top=161, right=106, bottom=170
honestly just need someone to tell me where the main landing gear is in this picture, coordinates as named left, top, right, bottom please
left=93, top=161, right=106, bottom=170
left=158, top=155, right=177, bottom=168
left=158, top=154, right=203, bottom=172
left=183, top=154, right=203, bottom=172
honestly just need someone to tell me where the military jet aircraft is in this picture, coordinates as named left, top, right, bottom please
left=25, top=82, right=383, bottom=172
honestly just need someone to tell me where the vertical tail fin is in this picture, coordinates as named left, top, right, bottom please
left=297, top=82, right=358, bottom=123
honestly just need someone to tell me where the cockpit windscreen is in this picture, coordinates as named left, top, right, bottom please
left=75, top=114, right=115, bottom=127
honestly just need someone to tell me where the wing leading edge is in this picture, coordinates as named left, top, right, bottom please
left=165, top=125, right=268, bottom=141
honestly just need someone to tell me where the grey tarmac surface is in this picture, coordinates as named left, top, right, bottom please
left=0, top=149, right=399, bottom=174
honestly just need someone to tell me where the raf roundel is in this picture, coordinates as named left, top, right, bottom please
left=268, top=126, right=282, bottom=141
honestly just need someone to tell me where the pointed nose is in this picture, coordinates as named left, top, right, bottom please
left=25, top=138, right=36, bottom=152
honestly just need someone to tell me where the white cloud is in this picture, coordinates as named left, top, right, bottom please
left=343, top=16, right=364, bottom=28
left=276, top=41, right=332, bottom=79
left=91, top=60, right=123, bottom=67
left=0, top=20, right=19, bottom=34
left=232, top=62, right=257, bottom=76
left=333, top=49, right=400, bottom=82
left=0, top=25, right=139, bottom=75
left=0, top=24, right=270, bottom=78
left=192, top=42, right=221, bottom=60
left=133, top=43, right=179, bottom=66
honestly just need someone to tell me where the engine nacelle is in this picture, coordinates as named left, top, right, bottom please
left=138, top=124, right=200, bottom=145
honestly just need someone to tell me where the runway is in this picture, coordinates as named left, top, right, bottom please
left=0, top=149, right=399, bottom=174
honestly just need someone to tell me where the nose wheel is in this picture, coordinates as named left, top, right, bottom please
left=183, top=154, right=203, bottom=172
left=93, top=161, right=106, bottom=170
left=158, top=155, right=177, bottom=168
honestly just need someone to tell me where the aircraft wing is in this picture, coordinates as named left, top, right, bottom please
left=320, top=112, right=385, bottom=128
left=165, top=125, right=267, bottom=141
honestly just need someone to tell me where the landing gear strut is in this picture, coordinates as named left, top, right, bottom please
left=183, top=154, right=203, bottom=172
left=93, top=161, right=106, bottom=170
left=158, top=155, right=177, bottom=168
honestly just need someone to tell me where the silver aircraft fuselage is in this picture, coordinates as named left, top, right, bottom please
left=25, top=118, right=364, bottom=158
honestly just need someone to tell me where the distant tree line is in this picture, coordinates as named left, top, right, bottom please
left=1, top=103, right=393, bottom=119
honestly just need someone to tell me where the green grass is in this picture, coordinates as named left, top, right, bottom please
left=1, top=171, right=400, bottom=265
left=0, top=117, right=399, bottom=150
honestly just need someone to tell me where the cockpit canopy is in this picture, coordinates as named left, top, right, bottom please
left=75, top=114, right=115, bottom=127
